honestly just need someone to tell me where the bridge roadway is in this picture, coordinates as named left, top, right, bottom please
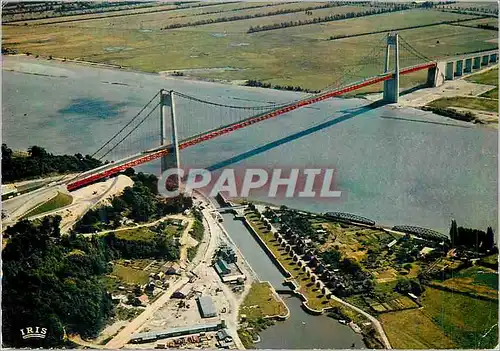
left=66, top=61, right=436, bottom=191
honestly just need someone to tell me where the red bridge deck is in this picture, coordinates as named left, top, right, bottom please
left=67, top=62, right=436, bottom=191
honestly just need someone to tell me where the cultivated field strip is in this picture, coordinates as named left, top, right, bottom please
left=277, top=9, right=482, bottom=40
left=173, top=5, right=372, bottom=33
left=58, top=2, right=335, bottom=30
left=2, top=1, right=160, bottom=22
left=4, top=1, right=266, bottom=26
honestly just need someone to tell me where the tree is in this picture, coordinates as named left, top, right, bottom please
left=449, top=219, right=458, bottom=247
left=2, top=217, right=113, bottom=347
left=321, top=249, right=342, bottom=267
left=485, top=227, right=495, bottom=250
left=2, top=143, right=13, bottom=161
left=28, top=145, right=48, bottom=158
left=395, top=278, right=425, bottom=296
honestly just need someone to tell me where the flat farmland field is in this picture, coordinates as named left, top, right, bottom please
left=381, top=286, right=499, bottom=349
left=437, top=2, right=499, bottom=11
left=58, top=2, right=317, bottom=30
left=175, top=5, right=370, bottom=33
left=283, top=9, right=480, bottom=40
left=2, top=5, right=498, bottom=91
left=380, top=309, right=456, bottom=349
left=5, top=3, right=180, bottom=25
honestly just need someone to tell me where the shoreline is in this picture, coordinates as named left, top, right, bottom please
left=8, top=52, right=496, bottom=131
left=237, top=206, right=388, bottom=348
left=1, top=53, right=347, bottom=100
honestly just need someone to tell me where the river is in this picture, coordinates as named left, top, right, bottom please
left=2, top=55, right=497, bottom=235
left=220, top=212, right=364, bottom=349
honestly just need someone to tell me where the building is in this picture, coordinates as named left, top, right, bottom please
left=137, top=294, right=149, bottom=306
left=215, top=258, right=231, bottom=275
left=216, top=329, right=233, bottom=348
left=171, top=284, right=191, bottom=299
left=214, top=258, right=246, bottom=283
left=408, top=292, right=419, bottom=300
left=387, top=239, right=398, bottom=249
left=130, top=321, right=226, bottom=343
left=419, top=247, right=434, bottom=258
left=1, top=184, right=18, bottom=199
left=197, top=295, right=217, bottom=318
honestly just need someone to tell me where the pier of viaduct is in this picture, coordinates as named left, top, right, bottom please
left=427, top=49, right=498, bottom=87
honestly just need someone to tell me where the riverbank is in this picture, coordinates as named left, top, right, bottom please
left=240, top=207, right=389, bottom=349
left=219, top=211, right=365, bottom=349
left=3, top=53, right=497, bottom=239
left=391, top=65, right=499, bottom=128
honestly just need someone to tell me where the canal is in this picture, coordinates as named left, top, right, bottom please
left=220, top=212, right=364, bottom=349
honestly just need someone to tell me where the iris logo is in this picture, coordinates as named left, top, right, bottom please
left=20, top=326, right=47, bottom=339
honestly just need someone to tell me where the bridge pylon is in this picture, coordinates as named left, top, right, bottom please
left=383, top=32, right=400, bottom=103
left=160, top=89, right=181, bottom=174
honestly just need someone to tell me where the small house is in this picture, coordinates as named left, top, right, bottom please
left=137, top=294, right=149, bottom=306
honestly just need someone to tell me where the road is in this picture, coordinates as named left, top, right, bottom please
left=81, top=214, right=192, bottom=237
left=329, top=294, right=392, bottom=349
left=103, top=192, right=225, bottom=349
left=104, top=276, right=189, bottom=349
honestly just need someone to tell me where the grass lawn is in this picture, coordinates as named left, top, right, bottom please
left=480, top=87, right=498, bottom=99
left=23, top=191, right=73, bottom=218
left=428, top=96, right=498, bottom=112
left=114, top=227, right=156, bottom=241
left=454, top=266, right=498, bottom=290
left=380, top=309, right=457, bottom=349
left=480, top=253, right=498, bottom=266
left=466, top=67, right=498, bottom=86
left=430, top=266, right=498, bottom=300
left=3, top=7, right=496, bottom=91
left=110, top=263, right=149, bottom=285
left=162, top=224, right=182, bottom=237
left=419, top=287, right=498, bottom=348
left=239, top=282, right=288, bottom=319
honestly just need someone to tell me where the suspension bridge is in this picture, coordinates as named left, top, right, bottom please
left=62, top=33, right=498, bottom=192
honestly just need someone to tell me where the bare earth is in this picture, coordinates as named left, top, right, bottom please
left=364, top=65, right=499, bottom=128
left=52, top=175, right=133, bottom=233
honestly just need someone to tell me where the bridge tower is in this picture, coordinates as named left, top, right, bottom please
left=383, top=33, right=400, bottom=103
left=160, top=89, right=181, bottom=173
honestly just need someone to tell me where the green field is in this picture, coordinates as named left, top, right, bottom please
left=480, top=254, right=499, bottom=266
left=380, top=309, right=456, bottom=349
left=23, top=191, right=73, bottom=218
left=114, top=227, right=156, bottom=241
left=63, top=2, right=329, bottom=30
left=428, top=96, right=498, bottom=113
left=421, top=287, right=498, bottom=348
left=454, top=266, right=498, bottom=290
left=283, top=9, right=479, bottom=40
left=110, top=264, right=149, bottom=285
left=381, top=286, right=498, bottom=349
left=431, top=266, right=498, bottom=300
left=239, top=281, right=288, bottom=319
left=466, top=67, right=498, bottom=85
left=3, top=6, right=497, bottom=91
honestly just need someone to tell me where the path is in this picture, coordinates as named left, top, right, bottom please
left=254, top=204, right=392, bottom=349
left=81, top=213, right=191, bottom=237
left=329, top=294, right=391, bottom=349
left=179, top=217, right=195, bottom=264
left=103, top=193, right=218, bottom=349
left=104, top=276, right=189, bottom=349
